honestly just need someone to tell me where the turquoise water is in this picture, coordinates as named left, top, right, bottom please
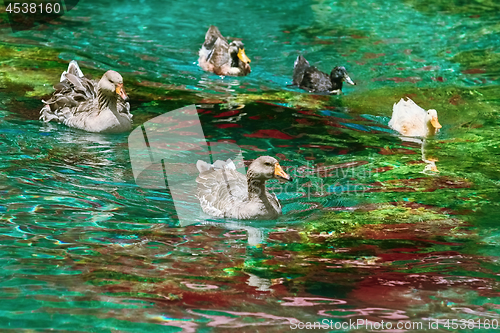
left=1, top=0, right=500, bottom=332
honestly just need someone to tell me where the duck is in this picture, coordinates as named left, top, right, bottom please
left=40, top=60, right=133, bottom=133
left=196, top=156, right=292, bottom=220
left=292, top=55, right=355, bottom=94
left=198, top=25, right=251, bottom=76
left=388, top=97, right=442, bottom=137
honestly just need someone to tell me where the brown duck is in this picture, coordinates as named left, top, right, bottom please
left=198, top=25, right=251, bottom=76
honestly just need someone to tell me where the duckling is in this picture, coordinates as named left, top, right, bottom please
left=389, top=97, right=442, bottom=137
left=198, top=25, right=251, bottom=76
left=40, top=60, right=132, bottom=133
left=292, top=55, right=355, bottom=94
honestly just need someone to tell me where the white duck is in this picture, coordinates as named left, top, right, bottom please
left=389, top=97, right=442, bottom=137
left=389, top=97, right=442, bottom=173
left=40, top=60, right=133, bottom=133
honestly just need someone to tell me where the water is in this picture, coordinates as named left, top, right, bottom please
left=1, top=0, right=500, bottom=331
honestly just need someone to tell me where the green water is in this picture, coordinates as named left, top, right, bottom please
left=1, top=0, right=500, bottom=332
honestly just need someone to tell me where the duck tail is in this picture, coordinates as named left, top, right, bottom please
left=206, top=25, right=221, bottom=37
left=60, top=60, right=84, bottom=82
left=196, top=160, right=212, bottom=173
left=212, top=158, right=236, bottom=170
left=197, top=159, right=236, bottom=173
left=294, top=55, right=309, bottom=69
left=292, top=55, right=310, bottom=86
left=204, top=25, right=225, bottom=45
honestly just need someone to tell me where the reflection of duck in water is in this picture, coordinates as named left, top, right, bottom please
left=389, top=97, right=442, bottom=172
left=422, top=155, right=438, bottom=173
left=199, top=219, right=273, bottom=291
left=196, top=156, right=292, bottom=219
left=40, top=61, right=132, bottom=133
left=198, top=26, right=251, bottom=76
left=292, top=55, right=355, bottom=94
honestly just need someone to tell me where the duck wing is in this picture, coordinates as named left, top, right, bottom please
left=196, top=159, right=248, bottom=217
left=44, top=75, right=96, bottom=111
left=64, top=73, right=96, bottom=99
left=206, top=37, right=231, bottom=69
left=59, top=59, right=84, bottom=81
left=41, top=62, right=99, bottom=124
left=300, top=66, right=332, bottom=92
left=293, top=55, right=310, bottom=86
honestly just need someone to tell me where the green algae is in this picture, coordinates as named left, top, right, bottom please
left=450, top=49, right=500, bottom=76
left=404, top=0, right=500, bottom=15
left=0, top=44, right=71, bottom=97
left=0, top=43, right=176, bottom=99
left=305, top=204, right=451, bottom=235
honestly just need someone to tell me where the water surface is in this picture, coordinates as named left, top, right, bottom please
left=1, top=0, right=500, bottom=331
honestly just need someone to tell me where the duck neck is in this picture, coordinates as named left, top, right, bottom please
left=97, top=89, right=117, bottom=114
left=230, top=53, right=239, bottom=68
left=247, top=178, right=267, bottom=201
left=230, top=54, right=250, bottom=75
left=330, top=76, right=343, bottom=90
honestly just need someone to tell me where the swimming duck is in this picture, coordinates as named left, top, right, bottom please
left=196, top=156, right=292, bottom=220
left=198, top=25, right=251, bottom=76
left=389, top=97, right=442, bottom=137
left=292, top=55, right=355, bottom=94
left=40, top=60, right=132, bottom=133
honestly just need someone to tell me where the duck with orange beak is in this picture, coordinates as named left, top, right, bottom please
left=198, top=25, right=251, bottom=76
left=389, top=97, right=442, bottom=137
left=40, top=60, right=133, bottom=133
left=196, top=156, right=292, bottom=220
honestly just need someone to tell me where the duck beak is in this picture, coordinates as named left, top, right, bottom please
left=344, top=75, right=356, bottom=85
left=116, top=83, right=128, bottom=100
left=237, top=48, right=251, bottom=64
left=431, top=116, right=442, bottom=129
left=274, top=163, right=292, bottom=181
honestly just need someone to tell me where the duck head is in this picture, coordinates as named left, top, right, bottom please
left=426, top=109, right=442, bottom=134
left=247, top=156, right=292, bottom=182
left=229, top=40, right=251, bottom=73
left=98, top=70, right=128, bottom=101
left=330, top=66, right=355, bottom=87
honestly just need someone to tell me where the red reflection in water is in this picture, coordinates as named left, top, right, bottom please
left=244, top=130, right=295, bottom=140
